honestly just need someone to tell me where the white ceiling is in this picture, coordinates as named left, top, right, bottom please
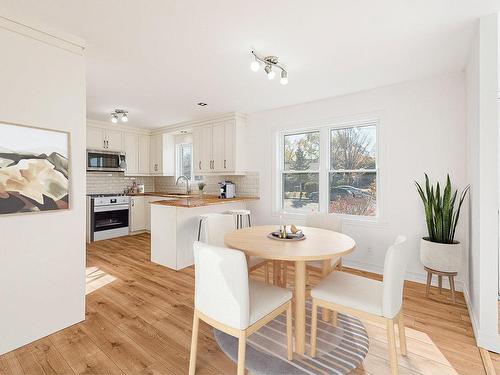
left=1, top=0, right=499, bottom=128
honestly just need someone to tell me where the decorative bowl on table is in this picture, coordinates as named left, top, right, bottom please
left=267, top=225, right=306, bottom=241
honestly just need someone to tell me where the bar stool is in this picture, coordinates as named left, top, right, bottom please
left=197, top=213, right=214, bottom=241
left=228, top=209, right=252, bottom=229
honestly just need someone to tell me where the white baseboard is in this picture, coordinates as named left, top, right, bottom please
left=462, top=284, right=500, bottom=353
left=342, top=259, right=464, bottom=291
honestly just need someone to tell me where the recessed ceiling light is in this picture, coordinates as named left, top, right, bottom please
left=180, top=130, right=188, bottom=134
left=197, top=102, right=207, bottom=106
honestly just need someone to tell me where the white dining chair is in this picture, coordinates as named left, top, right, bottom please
left=189, top=242, right=293, bottom=375
left=204, top=213, right=270, bottom=283
left=310, top=236, right=409, bottom=375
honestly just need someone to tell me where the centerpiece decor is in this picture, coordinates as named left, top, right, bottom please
left=198, top=182, right=206, bottom=196
left=268, top=223, right=306, bottom=241
left=415, top=174, right=469, bottom=273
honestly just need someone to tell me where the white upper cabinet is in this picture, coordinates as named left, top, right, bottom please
left=192, top=114, right=245, bottom=174
left=150, top=133, right=174, bottom=176
left=105, top=129, right=123, bottom=151
left=138, top=134, right=150, bottom=175
left=86, top=126, right=105, bottom=150
left=124, top=133, right=139, bottom=175
left=86, top=125, right=123, bottom=151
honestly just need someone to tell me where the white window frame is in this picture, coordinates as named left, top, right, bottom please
left=176, top=142, right=194, bottom=180
left=275, top=118, right=380, bottom=222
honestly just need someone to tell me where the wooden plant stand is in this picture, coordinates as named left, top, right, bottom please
left=424, top=266, right=457, bottom=303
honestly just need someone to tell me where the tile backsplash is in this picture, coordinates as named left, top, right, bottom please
left=86, top=173, right=155, bottom=195
left=86, top=172, right=259, bottom=197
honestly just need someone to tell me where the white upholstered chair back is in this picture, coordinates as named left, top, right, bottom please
left=305, top=213, right=342, bottom=232
left=193, top=241, right=250, bottom=330
left=382, top=236, right=409, bottom=318
left=205, top=214, right=236, bottom=247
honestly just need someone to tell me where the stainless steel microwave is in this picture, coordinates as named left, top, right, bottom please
left=86, top=150, right=126, bottom=172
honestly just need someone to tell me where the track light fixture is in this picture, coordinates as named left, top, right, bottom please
left=250, top=50, right=288, bottom=85
left=110, top=109, right=129, bottom=123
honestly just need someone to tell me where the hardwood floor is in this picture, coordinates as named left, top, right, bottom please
left=0, top=233, right=494, bottom=374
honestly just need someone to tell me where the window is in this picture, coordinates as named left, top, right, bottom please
left=176, top=143, right=193, bottom=180
left=281, top=131, right=320, bottom=213
left=329, top=125, right=377, bottom=216
left=278, top=121, right=378, bottom=217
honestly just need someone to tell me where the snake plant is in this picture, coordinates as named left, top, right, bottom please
left=415, top=174, right=470, bottom=244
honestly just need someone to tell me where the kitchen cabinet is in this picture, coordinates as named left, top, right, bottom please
left=124, top=133, right=139, bottom=175
left=130, top=196, right=146, bottom=232
left=150, top=133, right=175, bottom=176
left=192, top=116, right=244, bottom=174
left=138, top=135, right=150, bottom=174
left=87, top=125, right=123, bottom=151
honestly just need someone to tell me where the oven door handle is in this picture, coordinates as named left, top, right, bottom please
left=94, top=204, right=130, bottom=212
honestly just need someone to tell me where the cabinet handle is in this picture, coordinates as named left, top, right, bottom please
left=106, top=140, right=109, bottom=148
left=131, top=199, right=134, bottom=207
left=224, top=159, right=226, bottom=169
left=199, top=161, right=201, bottom=170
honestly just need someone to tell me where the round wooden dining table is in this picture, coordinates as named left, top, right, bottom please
left=224, top=224, right=356, bottom=355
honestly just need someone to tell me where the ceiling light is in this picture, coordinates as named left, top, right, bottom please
left=197, top=102, right=208, bottom=106
left=110, top=109, right=128, bottom=124
left=265, top=65, right=276, bottom=80
left=250, top=60, right=260, bottom=72
left=251, top=50, right=288, bottom=84
left=280, top=70, right=288, bottom=85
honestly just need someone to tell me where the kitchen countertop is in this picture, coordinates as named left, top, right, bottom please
left=128, top=192, right=195, bottom=198
left=149, top=195, right=259, bottom=208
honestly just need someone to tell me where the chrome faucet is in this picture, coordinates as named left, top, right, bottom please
left=176, top=175, right=191, bottom=195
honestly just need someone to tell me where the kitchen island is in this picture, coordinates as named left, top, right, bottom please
left=150, top=195, right=258, bottom=270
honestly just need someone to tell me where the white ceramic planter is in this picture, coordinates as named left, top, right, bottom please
left=420, top=238, right=462, bottom=273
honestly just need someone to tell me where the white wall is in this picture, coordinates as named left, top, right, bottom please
left=0, top=16, right=86, bottom=354
left=245, top=72, right=467, bottom=287
left=465, top=13, right=500, bottom=353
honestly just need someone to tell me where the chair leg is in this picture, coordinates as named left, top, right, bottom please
left=438, top=275, right=442, bottom=294
left=310, top=300, right=318, bottom=357
left=188, top=312, right=199, bottom=375
left=386, top=319, right=398, bottom=375
left=321, top=260, right=332, bottom=321
left=197, top=219, right=203, bottom=241
left=449, top=275, right=456, bottom=304
left=397, top=313, right=407, bottom=356
left=248, top=214, right=251, bottom=227
left=237, top=332, right=247, bottom=375
left=331, top=310, right=337, bottom=326
left=425, top=271, right=432, bottom=297
left=286, top=302, right=293, bottom=360
left=264, top=262, right=269, bottom=284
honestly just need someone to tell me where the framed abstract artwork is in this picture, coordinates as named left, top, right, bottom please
left=0, top=122, right=70, bottom=215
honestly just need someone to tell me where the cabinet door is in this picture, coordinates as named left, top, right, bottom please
left=130, top=196, right=146, bottom=232
left=212, top=123, right=225, bottom=172
left=150, top=135, right=161, bottom=174
left=201, top=125, right=213, bottom=172
left=138, top=135, right=150, bottom=174
left=87, top=126, right=105, bottom=150
left=192, top=128, right=203, bottom=173
left=124, top=133, right=139, bottom=175
left=224, top=120, right=235, bottom=171
left=105, top=129, right=123, bottom=151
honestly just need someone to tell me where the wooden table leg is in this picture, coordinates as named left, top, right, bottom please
left=294, top=260, right=306, bottom=354
left=273, top=260, right=281, bottom=286
left=321, top=259, right=331, bottom=321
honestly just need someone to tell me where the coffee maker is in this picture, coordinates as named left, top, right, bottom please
left=218, top=180, right=235, bottom=199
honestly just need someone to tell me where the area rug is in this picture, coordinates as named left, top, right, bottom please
left=214, top=302, right=369, bottom=374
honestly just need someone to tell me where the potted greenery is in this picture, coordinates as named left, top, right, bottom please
left=415, top=174, right=469, bottom=273
left=198, top=182, right=206, bottom=196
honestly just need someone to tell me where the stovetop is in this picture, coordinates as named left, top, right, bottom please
left=88, top=193, right=127, bottom=198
